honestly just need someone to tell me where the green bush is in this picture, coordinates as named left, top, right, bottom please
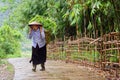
left=0, top=25, right=22, bottom=58
left=0, top=48, right=6, bottom=58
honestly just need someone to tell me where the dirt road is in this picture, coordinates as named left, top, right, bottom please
left=8, top=58, right=105, bottom=80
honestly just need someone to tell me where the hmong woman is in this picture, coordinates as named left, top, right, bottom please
left=28, top=21, right=46, bottom=72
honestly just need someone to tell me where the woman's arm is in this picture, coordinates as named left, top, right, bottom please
left=40, top=27, right=45, bottom=39
left=28, top=28, right=33, bottom=39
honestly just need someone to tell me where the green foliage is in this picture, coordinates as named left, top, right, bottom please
left=1, top=0, right=120, bottom=37
left=1, top=0, right=15, bottom=2
left=0, top=25, right=22, bottom=58
left=71, top=51, right=100, bottom=62
left=29, top=15, right=57, bottom=34
left=110, top=56, right=119, bottom=62
left=0, top=6, right=9, bottom=12
left=0, top=48, right=6, bottom=59
left=29, top=15, right=57, bottom=43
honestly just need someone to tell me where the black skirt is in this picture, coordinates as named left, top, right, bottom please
left=31, top=44, right=46, bottom=65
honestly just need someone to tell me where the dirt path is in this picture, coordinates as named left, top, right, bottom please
left=8, top=58, right=105, bottom=80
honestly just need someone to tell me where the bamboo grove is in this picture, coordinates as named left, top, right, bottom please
left=1, top=0, right=120, bottom=38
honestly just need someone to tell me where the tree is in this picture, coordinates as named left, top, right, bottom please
left=1, top=0, right=120, bottom=38
left=63, top=2, right=83, bottom=37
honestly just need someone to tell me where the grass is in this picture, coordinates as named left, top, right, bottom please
left=48, top=50, right=100, bottom=63
left=47, top=51, right=66, bottom=60
left=70, top=50, right=100, bottom=62
left=0, top=59, right=14, bottom=80
left=0, top=59, right=14, bottom=71
left=7, top=53, right=21, bottom=58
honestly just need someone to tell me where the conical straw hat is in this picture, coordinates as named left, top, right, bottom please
left=28, top=21, right=42, bottom=26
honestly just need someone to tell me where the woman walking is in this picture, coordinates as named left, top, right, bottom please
left=28, top=21, right=46, bottom=72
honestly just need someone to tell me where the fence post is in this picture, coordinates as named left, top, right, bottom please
left=98, top=39, right=104, bottom=69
